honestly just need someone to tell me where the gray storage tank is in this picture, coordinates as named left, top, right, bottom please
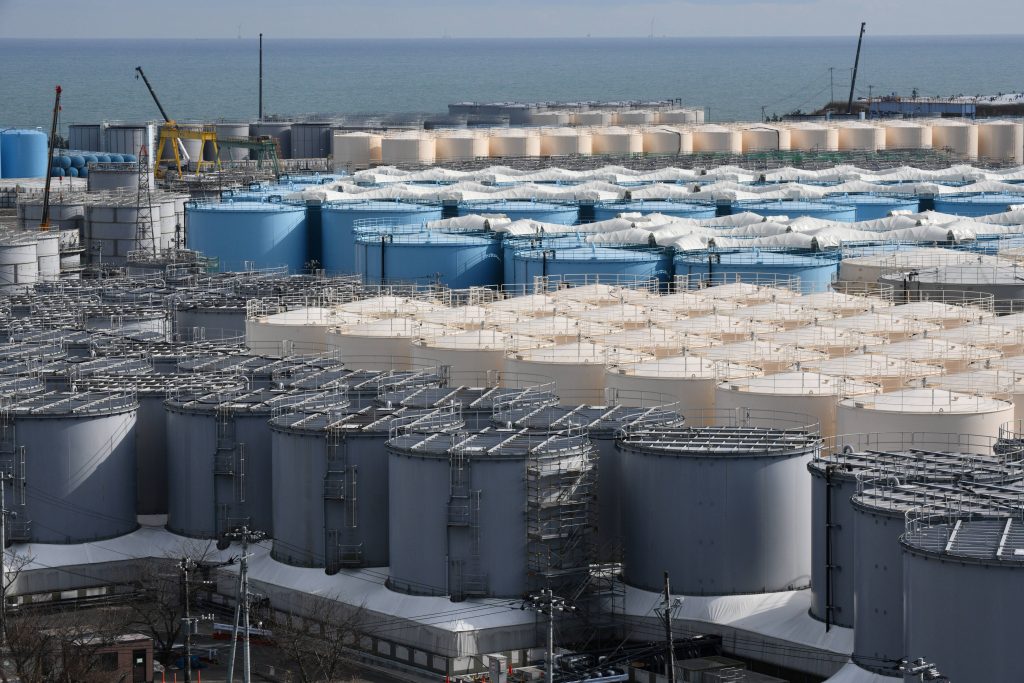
left=618, top=411, right=820, bottom=595
left=387, top=428, right=595, bottom=600
left=269, top=404, right=463, bottom=571
left=0, top=391, right=138, bottom=544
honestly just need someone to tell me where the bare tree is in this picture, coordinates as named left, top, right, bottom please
left=267, top=593, right=367, bottom=683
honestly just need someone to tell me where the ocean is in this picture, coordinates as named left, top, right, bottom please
left=0, top=35, right=1022, bottom=131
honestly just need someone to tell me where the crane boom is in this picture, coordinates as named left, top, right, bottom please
left=39, top=85, right=62, bottom=233
left=134, top=66, right=171, bottom=123
left=846, top=22, right=866, bottom=115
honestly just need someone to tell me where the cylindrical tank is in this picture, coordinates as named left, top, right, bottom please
left=730, top=200, right=856, bottom=222
left=642, top=126, right=693, bottom=155
left=3, top=391, right=138, bottom=543
left=355, top=231, right=502, bottom=289
left=977, top=120, right=1024, bottom=163
left=616, top=111, right=655, bottom=126
left=321, top=201, right=443, bottom=274
left=741, top=126, right=788, bottom=153
left=85, top=163, right=152, bottom=192
left=34, top=232, right=60, bottom=282
left=488, top=130, right=541, bottom=158
left=836, top=389, right=1013, bottom=451
left=787, top=124, right=838, bottom=152
left=251, top=121, right=293, bottom=159
left=326, top=319, right=449, bottom=371
left=593, top=200, right=715, bottom=221
left=656, top=110, right=698, bottom=125
left=933, top=193, right=1024, bottom=217
left=836, top=123, right=886, bottom=152
left=458, top=200, right=577, bottom=225
left=103, top=123, right=155, bottom=157
left=0, top=232, right=39, bottom=293
left=186, top=201, right=308, bottom=272
left=505, top=342, right=651, bottom=404
left=618, top=415, right=819, bottom=594
left=606, top=356, right=762, bottom=413
left=692, top=125, right=743, bottom=154
left=381, top=134, right=436, bottom=165
left=673, top=250, right=839, bottom=293
left=573, top=111, right=613, bottom=126
left=716, top=372, right=880, bottom=439
left=83, top=199, right=162, bottom=265
left=930, top=119, right=978, bottom=159
left=590, top=127, right=644, bottom=155
left=825, top=194, right=920, bottom=221
left=291, top=122, right=334, bottom=158
left=902, top=514, right=1024, bottom=683
left=434, top=131, right=489, bottom=161
left=513, top=246, right=671, bottom=288
left=387, top=429, right=595, bottom=598
left=539, top=128, right=591, bottom=156
left=245, top=307, right=363, bottom=357
left=331, top=131, right=383, bottom=171
left=1, top=129, right=48, bottom=178
left=213, top=122, right=251, bottom=161
left=411, top=329, right=550, bottom=377
left=883, top=121, right=932, bottom=150
left=68, top=123, right=103, bottom=152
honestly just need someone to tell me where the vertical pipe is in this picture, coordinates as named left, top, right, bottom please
left=258, top=34, right=264, bottom=121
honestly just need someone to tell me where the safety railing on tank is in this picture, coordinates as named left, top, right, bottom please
left=673, top=271, right=803, bottom=295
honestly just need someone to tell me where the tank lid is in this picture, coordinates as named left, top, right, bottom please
left=497, top=403, right=684, bottom=436
left=903, top=514, right=1024, bottom=564
left=619, top=417, right=819, bottom=457
left=388, top=427, right=592, bottom=460
left=8, top=390, right=137, bottom=416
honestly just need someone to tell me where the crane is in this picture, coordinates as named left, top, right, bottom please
left=39, top=85, right=62, bottom=233
left=846, top=22, right=867, bottom=115
left=135, top=66, right=220, bottom=179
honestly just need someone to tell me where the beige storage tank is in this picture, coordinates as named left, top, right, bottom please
left=692, top=125, right=743, bottom=154
left=497, top=314, right=619, bottom=344
left=548, top=282, right=656, bottom=306
left=593, top=327, right=688, bottom=358
left=977, top=120, right=1024, bottom=163
left=741, top=126, right=789, bottom=153
left=715, top=371, right=881, bottom=439
left=697, top=281, right=799, bottom=304
left=574, top=302, right=675, bottom=330
left=504, top=342, right=652, bottom=404
left=836, top=123, right=886, bottom=152
left=792, top=290, right=891, bottom=317
left=925, top=370, right=1024, bottom=421
left=662, top=314, right=781, bottom=343
left=821, top=311, right=940, bottom=342
left=642, top=127, right=693, bottom=155
left=835, top=389, right=1013, bottom=451
left=731, top=301, right=836, bottom=330
left=434, top=131, right=489, bottom=162
left=325, top=318, right=449, bottom=370
left=410, top=329, right=550, bottom=377
left=331, top=132, right=382, bottom=171
left=696, top=340, right=828, bottom=374
left=804, top=353, right=944, bottom=392
left=528, top=111, right=571, bottom=126
left=488, top=130, right=541, bottom=158
left=572, top=111, right=613, bottom=126
left=888, top=300, right=993, bottom=329
left=929, top=324, right=1024, bottom=357
left=861, top=337, right=1000, bottom=373
left=656, top=109, right=699, bottom=125
left=337, top=295, right=441, bottom=319
left=884, top=121, right=932, bottom=150
left=539, top=128, right=592, bottom=156
left=767, top=325, right=879, bottom=358
left=414, top=304, right=515, bottom=330
left=380, top=133, right=436, bottom=165
left=647, top=291, right=746, bottom=316
left=591, top=127, right=644, bottom=155
left=616, top=110, right=655, bottom=126
left=788, top=124, right=838, bottom=152
left=245, top=306, right=364, bottom=356
left=605, top=355, right=761, bottom=413
left=930, top=119, right=979, bottom=159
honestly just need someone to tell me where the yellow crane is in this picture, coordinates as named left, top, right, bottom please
left=135, top=66, right=220, bottom=178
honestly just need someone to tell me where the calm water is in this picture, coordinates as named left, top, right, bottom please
left=1, top=36, right=1022, bottom=131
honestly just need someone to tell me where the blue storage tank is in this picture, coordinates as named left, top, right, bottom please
left=826, top=194, right=922, bottom=221
left=123, top=154, right=138, bottom=163
left=83, top=154, right=98, bottom=166
left=458, top=200, right=579, bottom=225
left=50, top=167, right=65, bottom=178
left=731, top=200, right=857, bottom=222
left=593, top=200, right=716, bottom=222
left=500, top=233, right=587, bottom=286
left=108, top=154, right=124, bottom=163
left=78, top=166, right=89, bottom=178
left=1, top=129, right=48, bottom=178
left=68, top=167, right=79, bottom=177
left=511, top=245, right=671, bottom=287
left=96, top=154, right=111, bottom=163
left=69, top=155, right=85, bottom=169
left=54, top=155, right=72, bottom=170
left=673, top=249, right=838, bottom=293
left=186, top=201, right=309, bottom=272
left=354, top=230, right=502, bottom=289
left=320, top=201, right=442, bottom=274
left=933, top=193, right=1024, bottom=218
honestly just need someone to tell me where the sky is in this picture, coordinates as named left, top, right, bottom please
left=1, top=0, right=1023, bottom=38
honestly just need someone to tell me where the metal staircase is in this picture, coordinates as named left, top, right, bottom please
left=448, top=444, right=487, bottom=600
left=214, top=405, right=248, bottom=536
left=324, top=429, right=363, bottom=571
left=0, top=410, right=30, bottom=543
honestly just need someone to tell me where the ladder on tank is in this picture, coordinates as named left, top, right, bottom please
left=324, top=429, right=362, bottom=572
left=447, top=445, right=487, bottom=600
left=0, top=411, right=30, bottom=543
left=213, top=405, right=248, bottom=536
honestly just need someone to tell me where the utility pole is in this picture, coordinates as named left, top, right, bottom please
left=846, top=22, right=867, bottom=115
left=523, top=589, right=575, bottom=683
left=258, top=34, right=264, bottom=121
left=0, top=474, right=13, bottom=651
left=179, top=557, right=196, bottom=683
left=829, top=67, right=835, bottom=106
left=655, top=571, right=680, bottom=683
left=224, top=526, right=265, bottom=683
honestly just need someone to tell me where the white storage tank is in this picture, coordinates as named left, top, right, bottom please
left=804, top=353, right=944, bottom=392
left=488, top=130, right=541, bottom=158
left=741, top=126, right=789, bottom=153
left=410, top=329, right=551, bottom=377
left=696, top=340, right=827, bottom=374
left=34, top=232, right=60, bottom=282
left=642, top=127, right=693, bottom=155
left=606, top=355, right=762, bottom=413
left=0, top=232, right=38, bottom=293
left=788, top=124, right=838, bottom=151
left=836, top=388, right=1013, bottom=451
left=504, top=342, right=651, bottom=404
left=715, top=372, right=880, bottom=439
left=767, top=325, right=878, bottom=358
left=930, top=119, right=979, bottom=159
left=331, top=132, right=382, bottom=171
left=977, top=120, right=1024, bottom=163
left=590, top=127, right=644, bottom=155
left=434, top=131, right=489, bottom=162
left=884, top=120, right=932, bottom=149
left=616, top=110, right=655, bottom=126
left=381, top=133, right=436, bottom=165
left=245, top=306, right=364, bottom=356
left=926, top=369, right=1024, bottom=420
left=213, top=122, right=251, bottom=161
left=862, top=336, right=999, bottom=373
left=692, top=125, right=743, bottom=154
left=836, top=122, right=886, bottom=152
left=326, top=318, right=449, bottom=371
left=572, top=111, right=612, bottom=126
left=656, top=109, right=698, bottom=125
left=539, top=128, right=591, bottom=156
